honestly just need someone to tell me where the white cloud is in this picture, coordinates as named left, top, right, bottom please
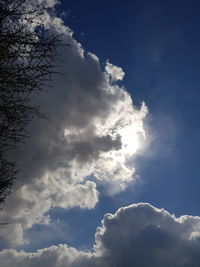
left=93, top=203, right=200, bottom=266
left=105, top=61, right=125, bottom=82
left=0, top=245, right=90, bottom=267
left=1, top=203, right=200, bottom=266
left=0, top=0, right=147, bottom=246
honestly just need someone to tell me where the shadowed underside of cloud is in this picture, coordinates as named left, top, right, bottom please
left=0, top=0, right=147, bottom=246
left=1, top=203, right=200, bottom=267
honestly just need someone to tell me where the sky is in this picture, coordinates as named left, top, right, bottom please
left=1, top=0, right=200, bottom=266
left=61, top=0, right=200, bottom=214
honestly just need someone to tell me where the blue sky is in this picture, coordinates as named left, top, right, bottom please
left=50, top=0, right=200, bottom=247
left=1, top=1, right=200, bottom=266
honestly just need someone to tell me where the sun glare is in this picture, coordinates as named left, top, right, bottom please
left=118, top=124, right=143, bottom=156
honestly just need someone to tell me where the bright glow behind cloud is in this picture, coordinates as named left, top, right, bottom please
left=0, top=0, right=148, bottom=247
left=120, top=124, right=143, bottom=154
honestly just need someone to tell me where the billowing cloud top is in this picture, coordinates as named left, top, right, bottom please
left=0, top=0, right=147, bottom=246
left=1, top=203, right=200, bottom=266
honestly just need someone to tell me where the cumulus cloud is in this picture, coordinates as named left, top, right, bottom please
left=105, top=61, right=125, bottom=82
left=93, top=203, right=200, bottom=266
left=0, top=245, right=90, bottom=267
left=1, top=203, right=200, bottom=266
left=0, top=0, right=147, bottom=246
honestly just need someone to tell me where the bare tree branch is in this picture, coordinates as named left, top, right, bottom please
left=0, top=0, right=62, bottom=205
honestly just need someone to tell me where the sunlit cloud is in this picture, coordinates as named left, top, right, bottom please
left=1, top=203, right=200, bottom=267
left=0, top=0, right=148, bottom=247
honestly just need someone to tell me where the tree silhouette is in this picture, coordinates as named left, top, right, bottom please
left=0, top=0, right=61, bottom=204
